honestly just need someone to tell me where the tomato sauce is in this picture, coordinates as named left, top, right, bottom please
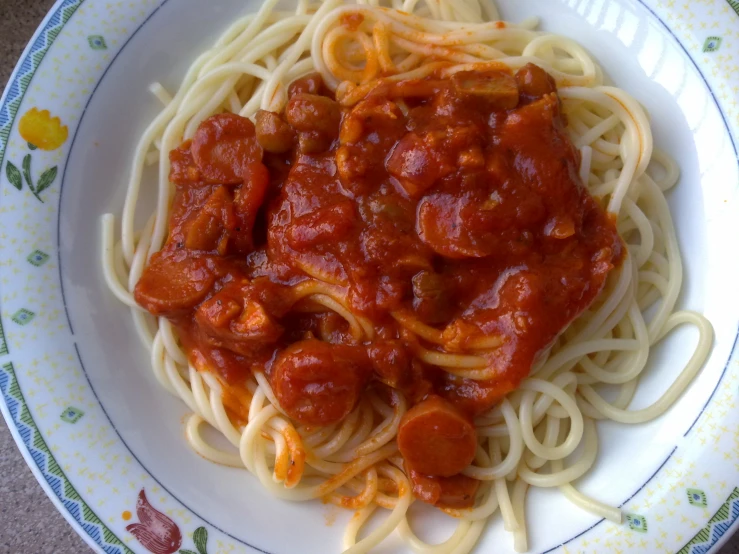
left=134, top=64, right=623, bottom=508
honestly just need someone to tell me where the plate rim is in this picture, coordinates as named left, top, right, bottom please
left=0, top=1, right=129, bottom=552
left=1, top=0, right=738, bottom=553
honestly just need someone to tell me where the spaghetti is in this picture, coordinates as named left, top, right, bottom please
left=101, top=1, right=713, bottom=553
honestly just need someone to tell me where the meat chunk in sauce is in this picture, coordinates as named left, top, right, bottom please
left=286, top=93, right=341, bottom=154
left=134, top=252, right=217, bottom=317
left=255, top=110, right=295, bottom=154
left=194, top=280, right=284, bottom=356
left=184, top=185, right=235, bottom=253
left=191, top=113, right=265, bottom=185
left=409, top=470, right=481, bottom=509
left=397, top=395, right=477, bottom=477
left=451, top=69, right=519, bottom=109
left=270, top=339, right=371, bottom=426
left=515, top=63, right=557, bottom=103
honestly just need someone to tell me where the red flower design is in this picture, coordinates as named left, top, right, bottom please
left=126, top=489, right=183, bottom=554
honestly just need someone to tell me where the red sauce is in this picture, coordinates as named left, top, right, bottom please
left=134, top=64, right=623, bottom=509
left=340, top=12, right=365, bottom=32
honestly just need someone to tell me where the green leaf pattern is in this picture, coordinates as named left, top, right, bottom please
left=193, top=526, right=208, bottom=554
left=178, top=526, right=208, bottom=554
left=6, top=161, right=22, bottom=190
left=37, top=166, right=58, bottom=193
left=22, top=154, right=32, bottom=188
left=4, top=148, right=58, bottom=202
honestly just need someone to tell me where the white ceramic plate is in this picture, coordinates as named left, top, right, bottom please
left=1, top=1, right=738, bottom=553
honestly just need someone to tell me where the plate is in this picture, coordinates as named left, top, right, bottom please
left=1, top=1, right=738, bottom=553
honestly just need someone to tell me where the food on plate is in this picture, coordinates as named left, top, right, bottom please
left=102, top=1, right=713, bottom=552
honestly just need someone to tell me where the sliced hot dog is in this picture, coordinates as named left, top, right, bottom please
left=397, top=395, right=477, bottom=477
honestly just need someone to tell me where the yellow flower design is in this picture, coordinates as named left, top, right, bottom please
left=18, top=108, right=68, bottom=150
